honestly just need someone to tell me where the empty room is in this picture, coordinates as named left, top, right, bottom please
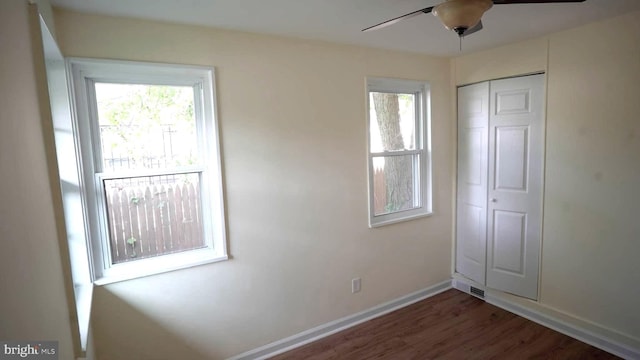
left=0, top=0, right=638, bottom=359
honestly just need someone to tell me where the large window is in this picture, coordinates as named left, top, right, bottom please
left=68, top=59, right=227, bottom=284
left=367, top=78, right=432, bottom=227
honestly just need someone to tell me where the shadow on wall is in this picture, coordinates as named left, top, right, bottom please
left=91, top=287, right=217, bottom=360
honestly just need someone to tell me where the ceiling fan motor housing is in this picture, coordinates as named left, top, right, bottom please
left=433, top=0, right=493, bottom=34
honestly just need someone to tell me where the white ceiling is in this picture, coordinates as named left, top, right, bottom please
left=50, top=0, right=640, bottom=57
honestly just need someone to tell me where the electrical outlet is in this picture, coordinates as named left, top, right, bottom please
left=352, top=278, right=361, bottom=293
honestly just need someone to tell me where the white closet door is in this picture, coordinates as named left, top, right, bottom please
left=486, top=74, right=544, bottom=300
left=456, top=82, right=489, bottom=285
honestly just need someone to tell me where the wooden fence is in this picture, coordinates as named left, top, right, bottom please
left=106, top=181, right=203, bottom=264
left=373, top=168, right=387, bottom=215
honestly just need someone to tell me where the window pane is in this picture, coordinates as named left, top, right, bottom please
left=103, top=173, right=205, bottom=264
left=95, top=83, right=198, bottom=172
left=372, top=155, right=420, bottom=216
left=369, top=92, right=416, bottom=153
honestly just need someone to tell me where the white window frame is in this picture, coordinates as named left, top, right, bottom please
left=366, top=77, right=432, bottom=227
left=67, top=58, right=227, bottom=284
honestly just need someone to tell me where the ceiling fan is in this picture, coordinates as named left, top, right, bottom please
left=362, top=0, right=586, bottom=37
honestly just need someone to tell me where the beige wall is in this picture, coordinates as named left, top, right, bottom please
left=0, top=1, right=75, bottom=359
left=543, top=11, right=640, bottom=341
left=453, top=37, right=548, bottom=85
left=54, top=10, right=453, bottom=359
left=454, top=11, right=640, bottom=342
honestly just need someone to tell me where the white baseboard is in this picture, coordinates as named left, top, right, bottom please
left=453, top=276, right=640, bottom=360
left=227, top=280, right=452, bottom=360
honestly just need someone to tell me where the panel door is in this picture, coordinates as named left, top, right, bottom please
left=456, top=82, right=489, bottom=285
left=486, top=74, right=545, bottom=300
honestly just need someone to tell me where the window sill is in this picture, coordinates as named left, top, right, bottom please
left=369, top=211, right=433, bottom=228
left=93, top=253, right=229, bottom=286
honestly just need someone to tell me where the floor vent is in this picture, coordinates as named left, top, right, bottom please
left=470, top=286, right=485, bottom=298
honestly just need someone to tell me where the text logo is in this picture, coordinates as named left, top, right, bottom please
left=0, top=342, right=58, bottom=359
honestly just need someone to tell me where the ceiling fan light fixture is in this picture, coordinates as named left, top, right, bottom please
left=433, top=0, right=493, bottom=36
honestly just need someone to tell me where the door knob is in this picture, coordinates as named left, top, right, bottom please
left=490, top=198, right=497, bottom=202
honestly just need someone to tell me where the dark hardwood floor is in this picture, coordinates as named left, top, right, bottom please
left=270, top=289, right=617, bottom=360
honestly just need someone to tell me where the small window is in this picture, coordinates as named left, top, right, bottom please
left=367, top=78, right=432, bottom=227
left=68, top=59, right=227, bottom=284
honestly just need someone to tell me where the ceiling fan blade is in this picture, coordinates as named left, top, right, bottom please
left=463, top=21, right=483, bottom=37
left=362, top=6, right=434, bottom=32
left=493, top=0, right=585, bottom=4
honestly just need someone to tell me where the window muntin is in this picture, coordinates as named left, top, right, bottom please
left=367, top=78, right=432, bottom=227
left=68, top=59, right=227, bottom=284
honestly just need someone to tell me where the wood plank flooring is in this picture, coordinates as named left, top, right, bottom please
left=270, top=289, right=617, bottom=360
